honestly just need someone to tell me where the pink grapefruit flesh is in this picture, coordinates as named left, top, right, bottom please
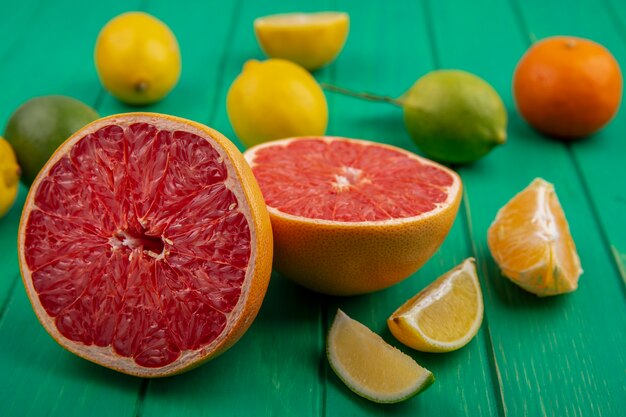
left=19, top=113, right=272, bottom=376
left=250, top=138, right=455, bottom=221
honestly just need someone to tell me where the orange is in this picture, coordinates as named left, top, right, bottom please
left=19, top=113, right=272, bottom=377
left=487, top=178, right=583, bottom=296
left=513, top=36, right=622, bottom=139
left=244, top=136, right=462, bottom=295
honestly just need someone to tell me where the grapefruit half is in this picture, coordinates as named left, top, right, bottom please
left=18, top=113, right=273, bottom=377
left=244, top=137, right=462, bottom=295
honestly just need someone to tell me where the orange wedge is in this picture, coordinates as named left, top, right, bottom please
left=488, top=178, right=583, bottom=296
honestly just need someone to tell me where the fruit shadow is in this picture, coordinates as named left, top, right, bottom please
left=325, top=369, right=438, bottom=414
left=0, top=290, right=140, bottom=393
left=483, top=256, right=570, bottom=311
left=141, top=273, right=326, bottom=402
left=509, top=108, right=600, bottom=145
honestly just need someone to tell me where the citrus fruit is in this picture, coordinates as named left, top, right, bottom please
left=402, top=70, right=507, bottom=164
left=488, top=178, right=583, bottom=296
left=254, top=12, right=349, bottom=71
left=226, top=59, right=328, bottom=147
left=327, top=309, right=435, bottom=403
left=18, top=113, right=273, bottom=377
left=388, top=258, right=483, bottom=352
left=4, top=95, right=99, bottom=185
left=95, top=12, right=181, bottom=105
left=0, top=137, right=21, bottom=218
left=244, top=136, right=462, bottom=295
left=513, top=36, right=622, bottom=139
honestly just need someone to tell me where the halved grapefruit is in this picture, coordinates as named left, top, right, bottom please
left=18, top=113, right=273, bottom=377
left=244, top=137, right=462, bottom=295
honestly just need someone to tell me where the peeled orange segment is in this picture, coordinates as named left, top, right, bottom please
left=18, top=113, right=273, bottom=377
left=244, top=137, right=462, bottom=295
left=388, top=258, right=483, bottom=353
left=327, top=309, right=435, bottom=404
left=254, top=12, right=349, bottom=71
left=487, top=178, right=582, bottom=296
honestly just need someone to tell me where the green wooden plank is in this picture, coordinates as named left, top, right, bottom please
left=427, top=0, right=626, bottom=416
left=0, top=186, right=27, bottom=309
left=0, top=1, right=145, bottom=416
left=322, top=1, right=501, bottom=416
left=139, top=1, right=329, bottom=415
left=0, top=286, right=140, bottom=417
left=0, top=0, right=138, bottom=305
left=0, top=0, right=45, bottom=62
left=509, top=0, right=626, bottom=287
left=95, top=0, right=232, bottom=122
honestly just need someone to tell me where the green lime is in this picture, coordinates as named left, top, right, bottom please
left=4, top=96, right=99, bottom=185
left=402, top=70, right=507, bottom=164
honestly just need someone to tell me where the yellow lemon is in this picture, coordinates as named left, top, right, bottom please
left=227, top=59, right=328, bottom=147
left=327, top=310, right=435, bottom=403
left=254, top=12, right=349, bottom=71
left=388, top=258, right=484, bottom=352
left=95, top=12, right=181, bottom=105
left=0, top=137, right=20, bottom=218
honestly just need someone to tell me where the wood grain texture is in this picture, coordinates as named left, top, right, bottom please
left=322, top=1, right=501, bottom=416
left=136, top=1, right=329, bottom=415
left=427, top=0, right=626, bottom=416
left=0, top=1, right=144, bottom=416
left=511, top=0, right=626, bottom=288
left=0, top=0, right=625, bottom=416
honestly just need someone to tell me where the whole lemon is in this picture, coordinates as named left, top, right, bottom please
left=0, top=137, right=20, bottom=218
left=95, top=12, right=181, bottom=105
left=227, top=59, right=328, bottom=147
left=403, top=70, right=507, bottom=164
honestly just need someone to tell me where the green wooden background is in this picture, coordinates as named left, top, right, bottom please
left=1, top=0, right=625, bottom=416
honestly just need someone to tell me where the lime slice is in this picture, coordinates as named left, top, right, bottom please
left=327, top=309, right=435, bottom=403
left=388, top=258, right=484, bottom=352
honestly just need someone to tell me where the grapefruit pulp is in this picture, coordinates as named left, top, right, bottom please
left=244, top=137, right=462, bottom=295
left=19, top=113, right=273, bottom=377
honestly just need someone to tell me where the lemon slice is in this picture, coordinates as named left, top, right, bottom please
left=388, top=258, right=484, bottom=352
left=327, top=309, right=435, bottom=403
left=254, top=12, right=349, bottom=71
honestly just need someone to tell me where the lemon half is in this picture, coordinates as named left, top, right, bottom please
left=254, top=12, right=349, bottom=71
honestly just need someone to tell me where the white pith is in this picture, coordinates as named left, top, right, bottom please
left=254, top=12, right=348, bottom=27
